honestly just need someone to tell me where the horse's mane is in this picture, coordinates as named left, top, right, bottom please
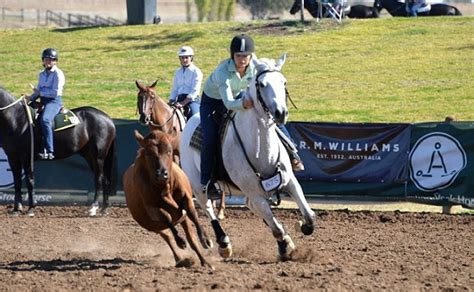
left=0, top=86, right=15, bottom=103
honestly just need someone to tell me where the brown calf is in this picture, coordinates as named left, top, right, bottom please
left=123, top=130, right=212, bottom=268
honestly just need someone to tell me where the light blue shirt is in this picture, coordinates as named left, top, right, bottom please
left=30, top=65, right=65, bottom=101
left=203, top=57, right=256, bottom=111
left=169, top=63, right=203, bottom=102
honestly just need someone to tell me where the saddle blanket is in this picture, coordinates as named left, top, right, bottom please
left=190, top=125, right=202, bottom=150
left=54, top=110, right=80, bottom=132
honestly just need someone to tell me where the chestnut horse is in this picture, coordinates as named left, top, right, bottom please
left=135, top=80, right=226, bottom=219
left=135, top=80, right=185, bottom=163
left=123, top=129, right=212, bottom=268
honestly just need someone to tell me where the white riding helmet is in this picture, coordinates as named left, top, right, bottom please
left=178, top=46, right=194, bottom=57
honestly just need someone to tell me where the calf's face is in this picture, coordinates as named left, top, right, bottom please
left=135, top=130, right=174, bottom=183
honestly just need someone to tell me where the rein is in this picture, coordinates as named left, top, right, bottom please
left=230, top=115, right=281, bottom=179
left=255, top=70, right=298, bottom=112
left=0, top=96, right=24, bottom=111
left=229, top=69, right=288, bottom=196
left=230, top=116, right=282, bottom=196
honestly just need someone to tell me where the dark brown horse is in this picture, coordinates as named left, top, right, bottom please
left=347, top=5, right=380, bottom=18
left=123, top=129, right=212, bottom=268
left=0, top=87, right=116, bottom=217
left=374, top=0, right=462, bottom=16
left=290, top=0, right=379, bottom=19
left=290, top=0, right=344, bottom=18
left=135, top=80, right=185, bottom=163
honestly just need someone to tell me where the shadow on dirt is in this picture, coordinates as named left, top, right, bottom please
left=0, top=257, right=140, bottom=272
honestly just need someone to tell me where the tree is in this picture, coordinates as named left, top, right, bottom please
left=207, top=0, right=235, bottom=21
left=186, top=0, right=192, bottom=22
left=238, top=0, right=293, bottom=20
left=195, top=0, right=211, bottom=22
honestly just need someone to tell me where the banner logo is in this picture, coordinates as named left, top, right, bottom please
left=409, top=132, right=467, bottom=191
left=0, top=147, right=15, bottom=189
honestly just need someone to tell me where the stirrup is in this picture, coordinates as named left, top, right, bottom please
left=203, top=181, right=222, bottom=200
left=38, top=152, right=54, bottom=160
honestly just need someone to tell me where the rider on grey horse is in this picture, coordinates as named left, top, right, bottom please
left=199, top=34, right=305, bottom=199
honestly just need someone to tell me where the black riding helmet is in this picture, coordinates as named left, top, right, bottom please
left=41, top=48, right=58, bottom=60
left=230, top=34, right=254, bottom=58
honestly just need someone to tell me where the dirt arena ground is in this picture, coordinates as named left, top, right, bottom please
left=0, top=205, right=472, bottom=291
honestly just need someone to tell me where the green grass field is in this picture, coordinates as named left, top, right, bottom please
left=0, top=17, right=473, bottom=122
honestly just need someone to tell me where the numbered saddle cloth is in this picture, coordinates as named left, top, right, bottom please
left=54, top=109, right=80, bottom=132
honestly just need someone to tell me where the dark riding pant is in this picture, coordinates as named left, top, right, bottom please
left=40, top=96, right=62, bottom=154
left=200, top=93, right=225, bottom=186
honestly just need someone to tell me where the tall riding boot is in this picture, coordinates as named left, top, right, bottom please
left=289, top=150, right=305, bottom=172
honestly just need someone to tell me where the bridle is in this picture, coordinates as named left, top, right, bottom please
left=138, top=88, right=181, bottom=130
left=254, top=69, right=297, bottom=121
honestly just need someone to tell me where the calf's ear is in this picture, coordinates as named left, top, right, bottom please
left=134, top=130, right=145, bottom=147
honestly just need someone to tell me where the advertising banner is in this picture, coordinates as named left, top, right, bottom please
left=288, top=122, right=411, bottom=183
left=405, top=122, right=473, bottom=208
left=0, top=135, right=16, bottom=190
left=1, top=120, right=472, bottom=209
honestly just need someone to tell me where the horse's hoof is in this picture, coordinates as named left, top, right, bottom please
left=278, top=235, right=295, bottom=261
left=176, top=237, right=187, bottom=250
left=100, top=208, right=109, bottom=216
left=199, top=236, right=212, bottom=249
left=294, top=220, right=314, bottom=235
left=203, top=261, right=215, bottom=270
left=11, top=203, right=23, bottom=215
left=217, top=210, right=225, bottom=220
left=301, top=222, right=314, bottom=235
left=9, top=210, right=22, bottom=216
left=175, top=257, right=194, bottom=268
left=88, top=206, right=99, bottom=217
left=294, top=220, right=303, bottom=232
left=218, top=242, right=232, bottom=259
left=27, top=208, right=35, bottom=217
left=206, top=238, right=214, bottom=249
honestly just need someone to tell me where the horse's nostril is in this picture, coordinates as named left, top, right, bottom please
left=274, top=109, right=282, bottom=120
left=156, top=169, right=168, bottom=180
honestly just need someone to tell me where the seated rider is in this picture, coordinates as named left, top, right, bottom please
left=200, top=34, right=305, bottom=199
left=406, top=0, right=426, bottom=16
left=169, top=46, right=203, bottom=120
left=26, top=48, right=65, bottom=160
